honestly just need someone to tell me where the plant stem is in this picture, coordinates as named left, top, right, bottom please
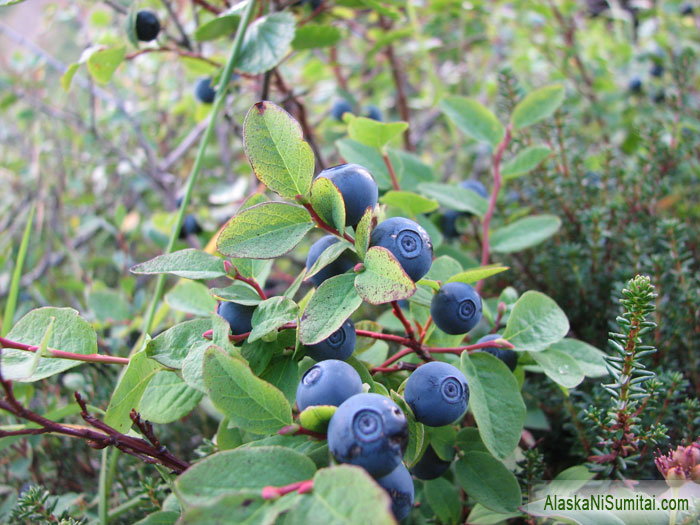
left=383, top=152, right=401, bottom=190
left=476, top=124, right=512, bottom=294
left=391, top=301, right=414, bottom=339
left=299, top=200, right=355, bottom=243
left=0, top=336, right=130, bottom=365
left=140, top=0, right=258, bottom=339
left=126, top=46, right=221, bottom=67
left=2, top=203, right=35, bottom=336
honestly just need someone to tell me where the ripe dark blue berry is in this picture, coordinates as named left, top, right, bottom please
left=476, top=333, right=518, bottom=371
left=370, top=217, right=433, bottom=282
left=327, top=393, right=408, bottom=477
left=430, top=282, right=482, bottom=335
left=461, top=179, right=488, bottom=199
left=305, top=235, right=357, bottom=287
left=441, top=210, right=460, bottom=239
left=681, top=3, right=693, bottom=16
left=295, top=359, right=363, bottom=411
left=331, top=99, right=353, bottom=121
left=304, top=319, right=356, bottom=361
left=216, top=301, right=256, bottom=336
left=650, top=63, right=664, bottom=78
left=195, top=77, right=216, bottom=104
left=178, top=214, right=202, bottom=239
left=364, top=105, right=383, bottom=121
left=375, top=463, right=414, bottom=521
left=316, top=164, right=378, bottom=227
left=404, top=361, right=469, bottom=427
left=135, top=10, right=160, bottom=42
left=628, top=77, right=643, bottom=94
left=410, top=444, right=452, bottom=480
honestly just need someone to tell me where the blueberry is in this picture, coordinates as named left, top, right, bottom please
left=304, top=319, right=356, bottom=361
left=216, top=301, right=256, bottom=336
left=375, top=463, right=414, bottom=521
left=628, top=77, right=643, bottom=94
left=316, top=164, right=378, bottom=227
left=135, top=10, right=160, bottom=42
left=410, top=444, right=452, bottom=480
left=441, top=210, right=460, bottom=239
left=364, top=105, right=383, bottom=121
left=681, top=3, right=693, bottom=16
left=404, top=361, right=469, bottom=427
left=178, top=214, right=202, bottom=239
left=430, top=282, right=482, bottom=335
left=327, top=393, right=409, bottom=477
left=370, top=217, right=433, bottom=282
left=650, top=63, right=664, bottom=78
left=331, top=99, right=353, bottom=121
left=296, top=359, right=363, bottom=411
left=475, top=333, right=518, bottom=371
left=302, top=0, right=323, bottom=9
left=305, top=235, right=357, bottom=287
left=195, top=77, right=216, bottom=104
left=653, top=90, right=666, bottom=104
left=175, top=195, right=184, bottom=208
left=460, top=179, right=488, bottom=199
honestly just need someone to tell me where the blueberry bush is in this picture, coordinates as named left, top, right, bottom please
left=1, top=1, right=699, bottom=524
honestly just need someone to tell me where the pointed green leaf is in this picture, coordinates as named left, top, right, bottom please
left=248, top=296, right=298, bottom=342
left=335, top=139, right=393, bottom=190
left=203, top=346, right=293, bottom=433
left=501, top=146, right=551, bottom=179
left=165, top=280, right=217, bottom=317
left=455, top=451, right=521, bottom=513
left=354, top=207, right=373, bottom=260
left=310, top=177, right=346, bottom=235
left=390, top=391, right=426, bottom=468
left=490, top=215, right=561, bottom=253
left=425, top=477, right=462, bottom=524
left=529, top=348, right=584, bottom=389
left=146, top=318, right=212, bottom=369
left=61, top=63, right=80, bottom=91
left=439, top=96, right=504, bottom=148
left=460, top=352, right=525, bottom=459
left=138, top=371, right=204, bottom=423
left=417, top=182, right=488, bottom=216
left=238, top=12, right=296, bottom=74
left=503, top=291, right=569, bottom=352
left=447, top=265, right=510, bottom=284
left=86, top=46, right=125, bottom=84
left=130, top=249, right=226, bottom=280
left=511, top=84, right=565, bottom=130
left=243, top=101, right=314, bottom=200
left=354, top=246, right=416, bottom=305
left=299, top=274, right=362, bottom=345
left=549, top=338, right=607, bottom=378
left=217, top=202, right=314, bottom=259
left=304, top=239, right=353, bottom=282
left=380, top=190, right=439, bottom=215
left=347, top=117, right=408, bottom=151
left=210, top=282, right=262, bottom=306
left=292, top=24, right=342, bottom=50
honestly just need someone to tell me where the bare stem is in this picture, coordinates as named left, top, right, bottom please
left=0, top=336, right=129, bottom=365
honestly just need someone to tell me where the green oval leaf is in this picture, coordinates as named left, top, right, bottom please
left=501, top=146, right=551, bottom=179
left=146, top=318, right=212, bottom=369
left=217, top=202, right=314, bottom=259
left=299, top=273, right=363, bottom=345
left=380, top=190, right=439, bottom=215
left=548, top=338, right=608, bottom=378
left=460, top=352, right=525, bottom=460
left=86, top=46, right=125, bottom=84
left=447, top=265, right=510, bottom=284
left=249, top=296, right=299, bottom=343
left=210, top=282, right=262, bottom=306
left=243, top=101, right=314, bottom=200
left=439, top=96, right=505, bottom=148
left=165, top=280, right=217, bottom=317
left=503, top=291, right=569, bottom=352
left=490, top=215, right=561, bottom=253
left=511, top=84, right=565, bottom=130
left=292, top=24, right=342, bottom=50
left=354, top=207, right=373, bottom=260
left=130, top=249, right=226, bottom=280
left=425, top=477, right=462, bottom=524
left=455, top=451, right=521, bottom=513
left=529, top=348, right=584, bottom=389
left=417, top=182, right=488, bottom=216
left=354, top=246, right=416, bottom=305
left=347, top=116, right=409, bottom=151
left=310, top=177, right=346, bottom=235
left=304, top=239, right=353, bottom=282
left=138, top=371, right=204, bottom=423
left=238, top=12, right=296, bottom=74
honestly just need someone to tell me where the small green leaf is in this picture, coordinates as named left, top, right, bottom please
left=217, top=202, right=314, bottom=259
left=147, top=318, right=212, bottom=369
left=203, top=346, right=293, bottom=434
left=2, top=308, right=98, bottom=382
left=425, top=477, right=462, bottom=524
left=130, top=249, right=226, bottom=280
left=299, top=405, right=337, bottom=433
left=511, top=84, right=565, bottom=130
left=175, top=446, right=316, bottom=506
left=354, top=247, right=416, bottom=305
left=260, top=356, right=299, bottom=404
left=105, top=350, right=161, bottom=433
left=193, top=10, right=241, bottom=41
left=439, top=96, right=505, bottom=148
left=460, top=352, right=525, bottom=459
left=182, top=341, right=209, bottom=394
left=428, top=425, right=457, bottom=461
left=210, top=282, right=262, bottom=306
left=299, top=274, right=363, bottom=345
left=292, top=24, right=342, bottom=50
left=87, top=288, right=130, bottom=323
left=165, top=280, right=217, bottom=317
left=354, top=207, right=373, bottom=260
left=490, top=215, right=561, bottom=253
left=310, top=177, right=346, bottom=235
left=249, top=296, right=298, bottom=342
left=501, top=146, right=551, bottom=179
left=390, top=391, right=426, bottom=468
left=503, top=291, right=569, bottom=352
left=347, top=117, right=409, bottom=151
left=12, top=316, right=52, bottom=381
left=417, top=278, right=440, bottom=292
left=86, top=46, right=125, bottom=84
left=138, top=371, right=203, bottom=423
left=243, top=101, right=314, bottom=200
left=447, top=265, right=510, bottom=284
left=238, top=12, right=296, bottom=74
left=335, top=139, right=393, bottom=190
left=417, top=182, right=488, bottom=216
left=455, top=451, right=521, bottom=513
left=380, top=190, right=439, bottom=215
left=304, top=239, right=353, bottom=282
left=529, top=348, right=584, bottom=389
left=549, top=338, right=607, bottom=378
left=61, top=63, right=80, bottom=91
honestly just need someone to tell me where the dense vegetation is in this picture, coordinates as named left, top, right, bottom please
left=1, top=0, right=699, bottom=523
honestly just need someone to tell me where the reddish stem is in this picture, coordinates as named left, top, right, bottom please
left=419, top=316, right=432, bottom=343
left=262, top=479, right=314, bottom=500
left=126, top=46, right=221, bottom=68
left=193, top=0, right=222, bottom=14
left=355, top=329, right=414, bottom=347
left=491, top=302, right=507, bottom=332
left=299, top=199, right=355, bottom=243
left=429, top=339, right=515, bottom=354
left=0, top=336, right=129, bottom=365
left=477, top=124, right=513, bottom=295
left=391, top=301, right=415, bottom=339
left=383, top=153, right=401, bottom=191
left=223, top=261, right=267, bottom=300
left=278, top=424, right=326, bottom=440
